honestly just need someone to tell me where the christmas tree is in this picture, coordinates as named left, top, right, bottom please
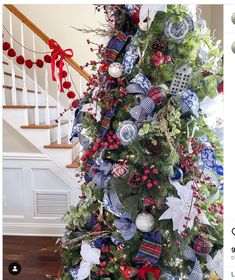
left=58, top=5, right=224, bottom=280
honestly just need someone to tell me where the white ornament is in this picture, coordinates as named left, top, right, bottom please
left=135, top=212, right=155, bottom=232
left=108, top=62, right=123, bottom=78
left=159, top=180, right=210, bottom=234
left=206, top=248, right=223, bottom=279
left=232, top=12, right=235, bottom=24
left=139, top=21, right=149, bottom=31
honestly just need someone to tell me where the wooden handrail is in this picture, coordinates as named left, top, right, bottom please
left=4, top=4, right=90, bottom=81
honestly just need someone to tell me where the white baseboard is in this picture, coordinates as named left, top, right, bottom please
left=3, top=222, right=65, bottom=236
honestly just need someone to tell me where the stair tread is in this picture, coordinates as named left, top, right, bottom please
left=44, top=136, right=79, bottom=149
left=4, top=72, right=23, bottom=79
left=66, top=156, right=80, bottom=168
left=3, top=84, right=41, bottom=94
left=3, top=105, right=57, bottom=109
left=21, top=120, right=69, bottom=129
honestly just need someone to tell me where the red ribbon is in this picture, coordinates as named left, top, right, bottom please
left=48, top=39, right=73, bottom=92
left=138, top=267, right=161, bottom=280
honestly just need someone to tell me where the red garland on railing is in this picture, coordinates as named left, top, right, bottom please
left=3, top=41, right=51, bottom=69
left=2, top=40, right=78, bottom=105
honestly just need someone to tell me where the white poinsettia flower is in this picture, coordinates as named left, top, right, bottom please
left=206, top=248, right=223, bottom=279
left=159, top=180, right=210, bottom=233
left=80, top=242, right=101, bottom=264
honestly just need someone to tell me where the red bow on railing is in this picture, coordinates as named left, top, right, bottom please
left=48, top=39, right=73, bottom=92
left=138, top=267, right=161, bottom=280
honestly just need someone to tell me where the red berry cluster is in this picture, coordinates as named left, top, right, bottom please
left=81, top=132, right=121, bottom=163
left=142, top=162, right=159, bottom=189
left=178, top=139, right=205, bottom=174
left=208, top=202, right=223, bottom=224
left=152, top=51, right=171, bottom=67
left=3, top=41, right=51, bottom=69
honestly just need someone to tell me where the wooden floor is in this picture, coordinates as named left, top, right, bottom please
left=3, top=236, right=62, bottom=280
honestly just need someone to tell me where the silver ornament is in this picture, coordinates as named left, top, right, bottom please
left=135, top=212, right=155, bottom=232
left=108, top=62, right=124, bottom=78
left=232, top=12, right=235, bottom=24
left=231, top=42, right=235, bottom=54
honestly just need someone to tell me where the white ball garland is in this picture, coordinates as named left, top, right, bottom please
left=135, top=212, right=155, bottom=232
left=108, top=62, right=123, bottom=78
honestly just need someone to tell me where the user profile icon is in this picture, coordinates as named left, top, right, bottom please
left=8, top=262, right=21, bottom=275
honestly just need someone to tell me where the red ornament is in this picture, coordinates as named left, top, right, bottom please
left=36, top=59, right=44, bottom=68
left=164, top=55, right=172, bottom=63
left=7, top=48, right=16, bottom=57
left=56, top=60, right=64, bottom=68
left=62, top=70, right=68, bottom=78
left=3, top=42, right=11, bottom=51
left=99, top=62, right=109, bottom=72
left=217, top=80, right=223, bottom=94
left=63, top=81, right=72, bottom=89
left=16, top=55, right=25, bottom=65
left=120, top=266, right=138, bottom=278
left=71, top=100, right=78, bottom=108
left=44, top=55, right=52, bottom=63
left=67, top=91, right=76, bottom=99
left=25, top=59, right=33, bottom=69
left=147, top=182, right=153, bottom=189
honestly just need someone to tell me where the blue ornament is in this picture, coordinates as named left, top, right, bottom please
left=159, top=272, right=175, bottom=280
left=171, top=167, right=183, bottom=181
left=164, top=13, right=194, bottom=43
left=201, top=147, right=216, bottom=169
left=173, top=89, right=199, bottom=118
left=215, top=164, right=224, bottom=176
left=116, top=120, right=138, bottom=146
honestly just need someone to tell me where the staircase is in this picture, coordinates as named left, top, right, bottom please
left=2, top=5, right=90, bottom=235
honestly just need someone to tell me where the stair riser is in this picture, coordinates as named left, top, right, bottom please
left=50, top=123, right=70, bottom=144
left=3, top=108, right=29, bottom=126
left=3, top=88, right=51, bottom=106
left=28, top=108, right=68, bottom=124
left=4, top=74, right=36, bottom=92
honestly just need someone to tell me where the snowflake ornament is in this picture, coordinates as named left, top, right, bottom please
left=159, top=180, right=210, bottom=233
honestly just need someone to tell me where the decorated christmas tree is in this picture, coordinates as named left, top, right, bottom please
left=58, top=4, right=224, bottom=280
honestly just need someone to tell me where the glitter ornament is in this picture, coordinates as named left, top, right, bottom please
left=135, top=212, right=155, bottom=232
left=112, top=161, right=129, bottom=178
left=108, top=62, right=124, bottom=78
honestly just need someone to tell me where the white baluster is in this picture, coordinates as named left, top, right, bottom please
left=9, top=12, right=17, bottom=105
left=2, top=70, right=6, bottom=105
left=32, top=33, right=39, bottom=125
left=20, top=21, right=28, bottom=105
left=56, top=80, right=62, bottom=144
left=79, top=74, right=83, bottom=98
left=67, top=65, right=73, bottom=144
left=44, top=44, right=50, bottom=125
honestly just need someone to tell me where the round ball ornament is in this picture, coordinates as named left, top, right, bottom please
left=135, top=212, right=155, bottom=232
left=232, top=12, right=235, bottom=24
left=231, top=41, right=235, bottom=54
left=190, top=235, right=213, bottom=256
left=170, top=166, right=183, bottom=181
left=159, top=272, right=176, bottom=280
left=116, top=120, right=138, bottom=146
left=112, top=161, right=129, bottom=178
left=164, top=13, right=194, bottom=44
left=108, top=62, right=124, bottom=78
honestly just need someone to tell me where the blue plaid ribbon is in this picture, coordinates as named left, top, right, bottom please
left=126, top=73, right=152, bottom=95
left=103, top=187, right=124, bottom=217
left=114, top=213, right=137, bottom=241
left=130, top=96, right=155, bottom=121
left=183, top=246, right=203, bottom=280
left=70, top=106, right=89, bottom=149
left=84, top=158, right=112, bottom=188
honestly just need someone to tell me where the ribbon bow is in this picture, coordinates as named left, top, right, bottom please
left=49, top=39, right=73, bottom=92
left=183, top=245, right=203, bottom=280
left=114, top=213, right=137, bottom=241
left=138, top=267, right=161, bottom=280
left=84, top=157, right=112, bottom=188
left=135, top=231, right=162, bottom=267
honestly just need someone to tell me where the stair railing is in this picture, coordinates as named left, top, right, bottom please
left=3, top=4, right=90, bottom=145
